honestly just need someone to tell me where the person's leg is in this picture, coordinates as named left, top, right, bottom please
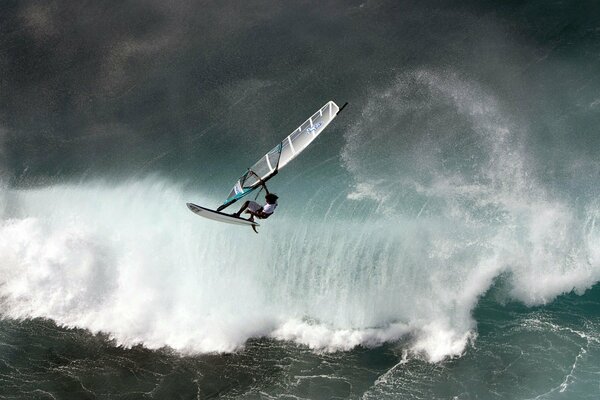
left=233, top=201, right=250, bottom=217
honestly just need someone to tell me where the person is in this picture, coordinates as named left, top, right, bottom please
left=233, top=192, right=278, bottom=222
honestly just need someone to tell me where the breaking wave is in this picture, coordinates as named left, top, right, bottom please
left=0, top=71, right=598, bottom=362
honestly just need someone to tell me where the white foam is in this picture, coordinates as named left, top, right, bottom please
left=271, top=319, right=410, bottom=352
left=0, top=179, right=482, bottom=360
left=0, top=180, right=274, bottom=352
left=410, top=321, right=476, bottom=363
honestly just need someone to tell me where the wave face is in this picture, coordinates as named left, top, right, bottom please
left=1, top=0, right=599, bottom=365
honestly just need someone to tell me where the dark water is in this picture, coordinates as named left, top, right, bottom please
left=1, top=0, right=599, bottom=398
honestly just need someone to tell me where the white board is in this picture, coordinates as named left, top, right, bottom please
left=186, top=203, right=259, bottom=227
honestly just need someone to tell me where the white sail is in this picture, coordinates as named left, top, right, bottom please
left=222, top=101, right=341, bottom=207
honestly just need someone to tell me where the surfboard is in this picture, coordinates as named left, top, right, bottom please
left=186, top=203, right=259, bottom=228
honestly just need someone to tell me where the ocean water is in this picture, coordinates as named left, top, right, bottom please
left=1, top=0, right=599, bottom=398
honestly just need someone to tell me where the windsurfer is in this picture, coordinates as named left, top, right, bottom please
left=233, top=188, right=278, bottom=221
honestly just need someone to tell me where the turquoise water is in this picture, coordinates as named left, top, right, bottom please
left=1, top=0, right=599, bottom=398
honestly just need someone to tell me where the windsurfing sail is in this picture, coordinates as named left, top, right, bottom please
left=218, top=100, right=342, bottom=210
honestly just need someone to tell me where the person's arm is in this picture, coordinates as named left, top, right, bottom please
left=256, top=176, right=270, bottom=194
left=261, top=181, right=270, bottom=194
